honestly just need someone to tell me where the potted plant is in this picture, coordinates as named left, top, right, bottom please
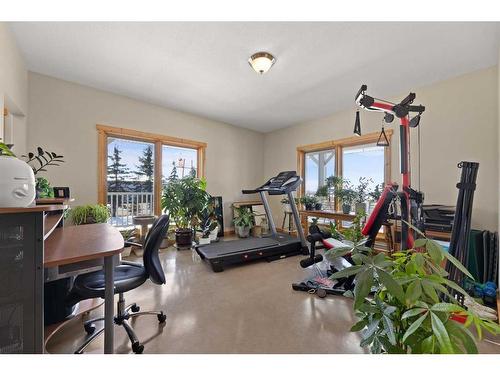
left=119, top=228, right=137, bottom=257
left=68, top=204, right=111, bottom=225
left=368, top=182, right=384, bottom=213
left=23, top=146, right=65, bottom=199
left=353, top=177, right=373, bottom=214
left=233, top=206, right=255, bottom=238
left=337, top=188, right=356, bottom=214
left=326, top=228, right=500, bottom=353
left=315, top=185, right=329, bottom=210
left=299, top=195, right=318, bottom=211
left=161, top=173, right=211, bottom=249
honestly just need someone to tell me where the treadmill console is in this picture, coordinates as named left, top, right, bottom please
left=242, top=171, right=302, bottom=195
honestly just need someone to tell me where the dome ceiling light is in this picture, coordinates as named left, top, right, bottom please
left=248, top=52, right=276, bottom=74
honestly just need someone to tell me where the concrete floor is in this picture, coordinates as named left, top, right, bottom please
left=46, top=241, right=500, bottom=354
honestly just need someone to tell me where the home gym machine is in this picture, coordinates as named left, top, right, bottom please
left=356, top=84, right=426, bottom=249
left=196, top=171, right=308, bottom=272
left=292, top=85, right=427, bottom=297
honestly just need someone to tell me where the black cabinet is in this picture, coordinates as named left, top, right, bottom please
left=0, top=212, right=44, bottom=353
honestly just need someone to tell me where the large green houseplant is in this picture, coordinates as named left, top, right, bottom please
left=161, top=172, right=211, bottom=248
left=327, top=227, right=500, bottom=353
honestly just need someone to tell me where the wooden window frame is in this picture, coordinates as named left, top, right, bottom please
left=97, top=124, right=207, bottom=216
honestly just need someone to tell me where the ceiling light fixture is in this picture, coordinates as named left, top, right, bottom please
left=248, top=52, right=275, bottom=74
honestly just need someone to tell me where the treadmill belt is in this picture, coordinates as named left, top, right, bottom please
left=199, top=237, right=280, bottom=256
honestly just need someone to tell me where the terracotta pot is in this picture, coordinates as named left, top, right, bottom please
left=175, top=228, right=193, bottom=248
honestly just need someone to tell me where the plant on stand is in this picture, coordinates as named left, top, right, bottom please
left=337, top=187, right=356, bottom=214
left=161, top=172, right=211, bottom=249
left=300, top=195, right=318, bottom=211
left=68, top=204, right=111, bottom=225
left=326, top=227, right=500, bottom=353
left=315, top=185, right=329, bottom=210
left=233, top=206, right=255, bottom=238
left=23, top=146, right=65, bottom=198
left=353, top=177, right=373, bottom=214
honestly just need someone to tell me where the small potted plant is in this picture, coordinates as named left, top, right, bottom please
left=68, top=204, right=111, bottom=225
left=299, top=195, right=318, bottom=211
left=337, top=188, right=356, bottom=214
left=161, top=171, right=211, bottom=249
left=353, top=177, right=373, bottom=214
left=119, top=228, right=138, bottom=257
left=368, top=182, right=384, bottom=213
left=315, top=185, right=328, bottom=210
left=23, top=146, right=65, bottom=199
left=233, top=206, right=255, bottom=238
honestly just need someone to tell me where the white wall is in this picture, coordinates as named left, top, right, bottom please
left=264, top=67, right=499, bottom=232
left=0, top=23, right=28, bottom=155
left=27, top=72, right=265, bottom=230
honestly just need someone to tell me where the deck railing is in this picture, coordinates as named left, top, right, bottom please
left=107, top=191, right=154, bottom=227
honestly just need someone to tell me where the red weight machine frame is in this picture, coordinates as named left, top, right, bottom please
left=355, top=85, right=425, bottom=249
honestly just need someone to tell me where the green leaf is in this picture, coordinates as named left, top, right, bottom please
left=329, top=265, right=364, bottom=280
left=439, top=246, right=475, bottom=280
left=353, top=269, right=374, bottom=310
left=362, top=318, right=380, bottom=340
left=426, top=240, right=444, bottom=264
left=414, top=253, right=425, bottom=268
left=445, top=320, right=478, bottom=354
left=414, top=238, right=427, bottom=248
left=405, top=279, right=422, bottom=304
left=421, top=280, right=439, bottom=303
left=442, top=279, right=470, bottom=299
left=382, top=315, right=396, bottom=345
left=350, top=319, right=368, bottom=332
left=420, top=335, right=436, bottom=353
left=373, top=252, right=386, bottom=265
left=377, top=269, right=404, bottom=303
left=403, top=311, right=428, bottom=342
left=402, top=307, right=427, bottom=320
left=430, top=303, right=464, bottom=313
left=430, top=312, right=454, bottom=354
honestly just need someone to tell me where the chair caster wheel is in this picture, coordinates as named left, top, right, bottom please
left=84, top=323, right=96, bottom=335
left=132, top=342, right=144, bottom=354
left=131, top=304, right=140, bottom=313
left=157, top=313, right=167, bottom=323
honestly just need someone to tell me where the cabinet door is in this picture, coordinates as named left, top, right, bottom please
left=0, top=213, right=43, bottom=353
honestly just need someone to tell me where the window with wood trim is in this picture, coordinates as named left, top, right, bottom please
left=297, top=130, right=393, bottom=203
left=97, top=124, right=206, bottom=227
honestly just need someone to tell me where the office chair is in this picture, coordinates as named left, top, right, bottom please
left=67, top=214, right=170, bottom=354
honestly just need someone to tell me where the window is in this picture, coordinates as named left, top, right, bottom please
left=97, top=125, right=206, bottom=227
left=342, top=144, right=384, bottom=195
left=297, top=130, right=392, bottom=205
left=304, top=149, right=335, bottom=195
left=106, top=137, right=155, bottom=226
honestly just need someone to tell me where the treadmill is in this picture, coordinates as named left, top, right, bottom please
left=196, top=171, right=308, bottom=272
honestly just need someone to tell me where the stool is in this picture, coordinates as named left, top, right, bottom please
left=281, top=211, right=296, bottom=234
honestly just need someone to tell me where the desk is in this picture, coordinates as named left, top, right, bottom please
left=299, top=209, right=356, bottom=235
left=44, top=223, right=124, bottom=354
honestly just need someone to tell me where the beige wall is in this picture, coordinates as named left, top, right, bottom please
left=0, top=23, right=28, bottom=155
left=264, top=66, right=499, bottom=231
left=27, top=72, right=265, bottom=230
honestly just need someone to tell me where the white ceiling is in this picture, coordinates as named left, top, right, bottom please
left=9, top=22, right=500, bottom=133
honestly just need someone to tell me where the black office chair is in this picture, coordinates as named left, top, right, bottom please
left=67, top=214, right=170, bottom=354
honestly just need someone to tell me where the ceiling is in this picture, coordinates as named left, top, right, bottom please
left=9, top=22, right=500, bottom=133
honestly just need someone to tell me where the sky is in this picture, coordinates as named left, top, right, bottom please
left=107, top=137, right=197, bottom=182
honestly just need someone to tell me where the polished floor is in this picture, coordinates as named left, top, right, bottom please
left=46, top=242, right=500, bottom=354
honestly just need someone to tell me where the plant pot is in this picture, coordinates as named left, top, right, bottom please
left=305, top=203, right=314, bottom=211
left=251, top=225, right=262, bottom=237
left=209, top=226, right=219, bottom=242
left=121, top=246, right=132, bottom=257
left=236, top=225, right=251, bottom=238
left=198, top=237, right=210, bottom=245
left=175, top=228, right=193, bottom=248
left=133, top=246, right=144, bottom=257
left=355, top=202, right=367, bottom=215
left=342, top=204, right=351, bottom=214
left=314, top=203, right=322, bottom=210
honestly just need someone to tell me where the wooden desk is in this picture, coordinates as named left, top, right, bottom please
left=299, top=209, right=356, bottom=235
left=44, top=223, right=124, bottom=354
